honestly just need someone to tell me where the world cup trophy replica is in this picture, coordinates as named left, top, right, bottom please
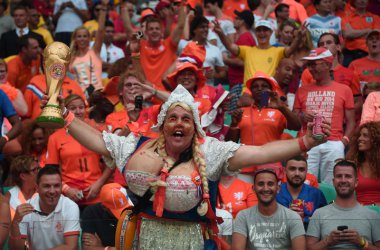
left=36, top=42, right=71, bottom=128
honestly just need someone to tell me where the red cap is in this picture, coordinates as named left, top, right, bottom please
left=302, top=47, right=334, bottom=63
left=155, top=0, right=171, bottom=13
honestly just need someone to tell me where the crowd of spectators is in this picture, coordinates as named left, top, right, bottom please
left=0, top=0, right=379, bottom=249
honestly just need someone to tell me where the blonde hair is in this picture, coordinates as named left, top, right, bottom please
left=70, top=26, right=90, bottom=57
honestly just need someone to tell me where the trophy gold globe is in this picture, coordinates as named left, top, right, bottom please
left=36, top=42, right=71, bottom=128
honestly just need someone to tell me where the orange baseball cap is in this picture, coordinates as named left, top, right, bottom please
left=99, top=183, right=131, bottom=219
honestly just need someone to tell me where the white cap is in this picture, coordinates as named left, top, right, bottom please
left=255, top=20, right=273, bottom=30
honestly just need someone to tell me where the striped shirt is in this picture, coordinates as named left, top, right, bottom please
left=306, top=14, right=341, bottom=47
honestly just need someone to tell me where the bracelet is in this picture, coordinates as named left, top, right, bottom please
left=2, top=135, right=9, bottom=142
left=152, top=89, right=158, bottom=96
left=229, top=126, right=240, bottom=130
left=63, top=111, right=75, bottom=129
left=298, top=137, right=308, bottom=152
left=62, top=184, right=70, bottom=193
left=9, top=234, right=21, bottom=240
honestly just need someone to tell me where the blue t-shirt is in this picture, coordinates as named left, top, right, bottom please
left=276, top=183, right=327, bottom=229
left=0, top=89, right=17, bottom=160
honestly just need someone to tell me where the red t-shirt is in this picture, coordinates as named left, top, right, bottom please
left=294, top=81, right=354, bottom=140
left=140, top=38, right=178, bottom=91
left=217, top=178, right=258, bottom=218
left=356, top=168, right=380, bottom=205
left=301, top=65, right=361, bottom=95
left=228, top=31, right=256, bottom=86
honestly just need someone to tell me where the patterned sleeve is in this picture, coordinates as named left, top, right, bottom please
left=202, top=137, right=241, bottom=181
left=102, top=132, right=141, bottom=173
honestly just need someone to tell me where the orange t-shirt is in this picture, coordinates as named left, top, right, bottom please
left=301, top=65, right=361, bottom=95
left=281, top=172, right=319, bottom=188
left=0, top=82, right=18, bottom=101
left=223, top=0, right=248, bottom=20
left=140, top=38, right=177, bottom=91
left=7, top=55, right=41, bottom=93
left=294, top=81, right=354, bottom=140
left=217, top=178, right=258, bottom=218
left=105, top=105, right=160, bottom=138
left=238, top=106, right=287, bottom=146
left=280, top=0, right=308, bottom=24
left=238, top=106, right=287, bottom=174
left=348, top=57, right=380, bottom=84
left=342, top=11, right=380, bottom=52
left=23, top=74, right=85, bottom=119
left=46, top=124, right=103, bottom=205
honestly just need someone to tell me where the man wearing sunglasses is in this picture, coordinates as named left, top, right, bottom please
left=306, top=160, right=380, bottom=249
left=293, top=47, right=356, bottom=184
left=9, top=165, right=80, bottom=250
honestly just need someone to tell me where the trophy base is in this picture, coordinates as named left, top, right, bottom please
left=36, top=104, right=64, bottom=129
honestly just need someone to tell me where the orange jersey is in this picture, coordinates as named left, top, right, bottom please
left=342, top=11, right=380, bottom=52
left=301, top=65, right=361, bottom=95
left=238, top=106, right=287, bottom=146
left=105, top=105, right=160, bottom=138
left=7, top=55, right=41, bottom=92
left=140, top=38, right=177, bottom=91
left=223, top=0, right=248, bottom=19
left=217, top=178, right=258, bottom=218
left=46, top=125, right=103, bottom=205
left=24, top=74, right=85, bottom=119
left=348, top=57, right=380, bottom=84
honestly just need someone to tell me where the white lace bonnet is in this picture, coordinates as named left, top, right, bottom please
left=151, top=85, right=206, bottom=137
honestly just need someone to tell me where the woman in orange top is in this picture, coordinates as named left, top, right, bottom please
left=46, top=95, right=113, bottom=208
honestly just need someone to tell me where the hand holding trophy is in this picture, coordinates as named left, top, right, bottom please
left=37, top=42, right=71, bottom=128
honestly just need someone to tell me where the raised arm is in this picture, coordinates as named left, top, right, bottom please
left=285, top=23, right=306, bottom=57
left=228, top=122, right=330, bottom=171
left=170, top=1, right=187, bottom=45
left=213, top=20, right=239, bottom=56
left=119, top=2, right=135, bottom=41
left=92, top=0, right=108, bottom=55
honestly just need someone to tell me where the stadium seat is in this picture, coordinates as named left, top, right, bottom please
left=318, top=183, right=336, bottom=204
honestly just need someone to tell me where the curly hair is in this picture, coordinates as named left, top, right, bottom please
left=346, top=122, right=380, bottom=177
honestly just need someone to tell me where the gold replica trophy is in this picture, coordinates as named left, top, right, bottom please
left=36, top=42, right=71, bottom=128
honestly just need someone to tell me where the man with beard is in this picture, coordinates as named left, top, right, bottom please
left=9, top=165, right=80, bottom=250
left=306, top=160, right=380, bottom=249
left=277, top=155, right=327, bottom=229
left=233, top=169, right=305, bottom=250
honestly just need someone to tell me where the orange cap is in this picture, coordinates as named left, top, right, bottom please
left=99, top=183, right=131, bottom=219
